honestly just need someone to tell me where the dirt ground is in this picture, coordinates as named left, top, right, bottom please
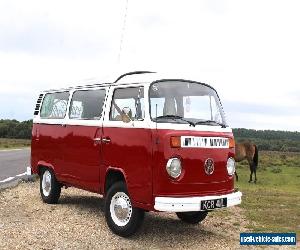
left=0, top=182, right=293, bottom=250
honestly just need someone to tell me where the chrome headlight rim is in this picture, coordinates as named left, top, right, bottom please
left=227, top=157, right=236, bottom=176
left=166, top=157, right=182, bottom=179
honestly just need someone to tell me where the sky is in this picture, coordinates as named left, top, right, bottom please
left=0, top=0, right=299, bottom=131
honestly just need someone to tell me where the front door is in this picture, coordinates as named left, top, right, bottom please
left=102, top=85, right=153, bottom=205
left=63, top=88, right=107, bottom=192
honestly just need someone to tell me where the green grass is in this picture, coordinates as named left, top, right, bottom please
left=0, top=138, right=31, bottom=149
left=236, top=151, right=300, bottom=235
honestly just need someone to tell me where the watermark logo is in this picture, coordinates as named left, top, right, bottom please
left=240, top=233, right=297, bottom=245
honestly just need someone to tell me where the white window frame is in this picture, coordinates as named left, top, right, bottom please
left=34, top=87, right=109, bottom=127
left=103, top=83, right=151, bottom=129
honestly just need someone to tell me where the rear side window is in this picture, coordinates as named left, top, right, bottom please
left=110, top=87, right=144, bottom=121
left=40, top=92, right=69, bottom=119
left=69, top=89, right=106, bottom=120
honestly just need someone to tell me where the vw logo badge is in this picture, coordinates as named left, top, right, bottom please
left=204, top=158, right=214, bottom=175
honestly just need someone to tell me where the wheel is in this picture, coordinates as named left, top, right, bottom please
left=176, top=211, right=208, bottom=224
left=40, top=168, right=61, bottom=204
left=105, top=181, right=144, bottom=237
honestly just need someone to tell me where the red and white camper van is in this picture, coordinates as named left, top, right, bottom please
left=31, top=71, right=242, bottom=237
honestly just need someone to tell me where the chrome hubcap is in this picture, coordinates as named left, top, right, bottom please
left=42, top=170, right=52, bottom=196
left=110, top=192, right=132, bottom=226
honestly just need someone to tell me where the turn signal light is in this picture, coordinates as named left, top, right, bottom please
left=170, top=136, right=181, bottom=148
left=229, top=138, right=235, bottom=148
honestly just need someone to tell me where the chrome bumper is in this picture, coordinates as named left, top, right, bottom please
left=154, top=191, right=242, bottom=212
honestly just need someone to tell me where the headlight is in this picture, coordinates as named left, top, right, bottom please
left=166, top=158, right=182, bottom=178
left=227, top=157, right=235, bottom=176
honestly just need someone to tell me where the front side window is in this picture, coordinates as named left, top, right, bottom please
left=40, top=92, right=69, bottom=119
left=110, top=87, right=144, bottom=122
left=149, top=81, right=227, bottom=126
left=69, top=89, right=106, bottom=120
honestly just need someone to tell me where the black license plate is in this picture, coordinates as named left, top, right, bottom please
left=200, top=198, right=227, bottom=210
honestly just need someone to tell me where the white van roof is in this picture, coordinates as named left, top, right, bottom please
left=43, top=71, right=213, bottom=93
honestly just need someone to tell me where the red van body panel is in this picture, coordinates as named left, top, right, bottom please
left=62, top=125, right=102, bottom=192
left=32, top=123, right=103, bottom=192
left=101, top=126, right=153, bottom=207
left=31, top=123, right=66, bottom=177
left=152, top=129, right=235, bottom=203
left=32, top=122, right=235, bottom=211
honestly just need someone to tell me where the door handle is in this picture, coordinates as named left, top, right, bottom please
left=101, top=137, right=111, bottom=144
left=93, top=137, right=111, bottom=144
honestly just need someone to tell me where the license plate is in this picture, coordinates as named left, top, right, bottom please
left=200, top=198, right=227, bottom=210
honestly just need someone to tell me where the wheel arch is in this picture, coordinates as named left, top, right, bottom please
left=36, top=161, right=55, bottom=176
left=104, top=167, right=128, bottom=196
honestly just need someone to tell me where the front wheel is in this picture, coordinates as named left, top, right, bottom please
left=105, top=181, right=144, bottom=237
left=176, top=211, right=208, bottom=224
left=40, top=168, right=61, bottom=204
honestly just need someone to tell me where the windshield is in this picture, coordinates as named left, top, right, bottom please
left=149, top=80, right=227, bottom=126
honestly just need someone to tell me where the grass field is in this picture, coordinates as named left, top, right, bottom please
left=0, top=138, right=31, bottom=149
left=235, top=151, right=300, bottom=235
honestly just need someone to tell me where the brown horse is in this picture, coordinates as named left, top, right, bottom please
left=234, top=141, right=259, bottom=183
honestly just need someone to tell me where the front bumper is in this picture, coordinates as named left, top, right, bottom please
left=154, top=191, right=242, bottom=212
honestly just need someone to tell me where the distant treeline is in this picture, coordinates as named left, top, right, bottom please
left=0, top=119, right=32, bottom=139
left=233, top=128, right=300, bottom=152
left=0, top=120, right=299, bottom=152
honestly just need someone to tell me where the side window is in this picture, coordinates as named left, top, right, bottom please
left=110, top=87, right=144, bottom=122
left=40, top=92, right=69, bottom=119
left=69, top=89, right=106, bottom=120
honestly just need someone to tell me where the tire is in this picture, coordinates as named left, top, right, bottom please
left=40, top=168, right=61, bottom=204
left=105, top=181, right=144, bottom=237
left=176, top=211, right=208, bottom=224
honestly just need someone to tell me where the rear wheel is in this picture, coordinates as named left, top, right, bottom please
left=105, top=181, right=144, bottom=237
left=176, top=211, right=208, bottom=224
left=40, top=168, right=61, bottom=204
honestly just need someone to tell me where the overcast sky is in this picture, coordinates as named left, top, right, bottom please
left=0, top=0, right=299, bottom=131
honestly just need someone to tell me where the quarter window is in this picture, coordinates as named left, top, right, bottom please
left=110, top=87, right=144, bottom=122
left=69, top=89, right=106, bottom=120
left=40, top=92, right=69, bottom=119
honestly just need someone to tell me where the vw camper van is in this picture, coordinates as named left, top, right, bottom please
left=30, top=71, right=242, bottom=237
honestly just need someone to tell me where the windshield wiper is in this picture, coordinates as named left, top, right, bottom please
left=154, top=115, right=195, bottom=127
left=194, top=120, right=227, bottom=128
